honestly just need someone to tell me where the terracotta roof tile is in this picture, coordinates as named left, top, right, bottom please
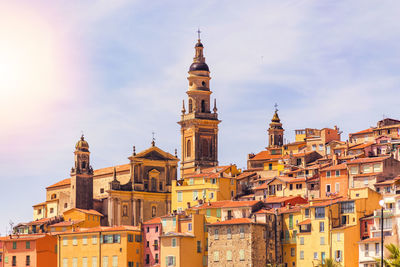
left=56, top=225, right=140, bottom=235
left=347, top=156, right=390, bottom=164
left=298, top=219, right=311, bottom=225
left=32, top=202, right=47, bottom=207
left=193, top=200, right=261, bottom=210
left=350, top=128, right=373, bottom=136
left=359, top=237, right=381, bottom=243
left=250, top=150, right=282, bottom=161
left=321, top=163, right=347, bottom=172
left=94, top=164, right=131, bottom=176
left=50, top=220, right=84, bottom=227
left=143, top=217, right=162, bottom=225
left=64, top=208, right=103, bottom=217
left=349, top=142, right=375, bottom=150
left=46, top=178, right=71, bottom=189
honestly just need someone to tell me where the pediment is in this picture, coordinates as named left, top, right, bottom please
left=132, top=146, right=178, bottom=161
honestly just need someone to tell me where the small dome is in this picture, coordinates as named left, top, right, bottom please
left=195, top=41, right=203, bottom=48
left=189, top=62, right=209, bottom=72
left=271, top=111, right=280, bottom=123
left=75, top=135, right=89, bottom=151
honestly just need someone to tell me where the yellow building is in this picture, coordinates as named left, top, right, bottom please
left=280, top=206, right=302, bottom=267
left=171, top=165, right=240, bottom=213
left=49, top=208, right=103, bottom=232
left=296, top=188, right=381, bottom=266
left=282, top=141, right=306, bottom=156
left=57, top=226, right=142, bottom=267
left=160, top=213, right=207, bottom=267
left=254, top=176, right=307, bottom=200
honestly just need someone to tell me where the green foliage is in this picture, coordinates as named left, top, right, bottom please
left=376, top=243, right=400, bottom=267
left=319, top=258, right=342, bottom=267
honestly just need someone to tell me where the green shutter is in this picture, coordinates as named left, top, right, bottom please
left=206, top=209, right=211, bottom=217
left=289, top=214, right=293, bottom=229
left=165, top=257, right=168, bottom=267
left=216, top=209, right=221, bottom=218
left=173, top=256, right=176, bottom=266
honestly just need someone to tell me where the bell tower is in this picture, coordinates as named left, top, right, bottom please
left=178, top=34, right=220, bottom=177
left=70, top=135, right=93, bottom=210
left=268, top=105, right=284, bottom=151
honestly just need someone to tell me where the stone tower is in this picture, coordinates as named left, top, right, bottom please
left=268, top=107, right=284, bottom=149
left=70, top=135, right=93, bottom=210
left=178, top=37, right=220, bottom=177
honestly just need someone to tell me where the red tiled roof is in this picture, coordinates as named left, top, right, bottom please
left=250, top=150, right=282, bottom=161
left=298, top=219, right=311, bottom=225
left=236, top=172, right=257, bottom=180
left=353, top=172, right=381, bottom=178
left=56, top=225, right=140, bottom=235
left=143, top=217, right=162, bottom=225
left=350, top=128, right=373, bottom=136
left=321, top=163, right=347, bottom=172
left=0, top=234, right=48, bottom=242
left=277, top=206, right=301, bottom=214
left=374, top=180, right=395, bottom=186
left=291, top=151, right=316, bottom=157
left=32, top=202, right=47, bottom=207
left=264, top=196, right=306, bottom=204
left=209, top=218, right=253, bottom=225
left=64, top=208, right=103, bottom=217
left=349, top=142, right=375, bottom=150
left=193, top=200, right=261, bottom=210
left=27, top=218, right=52, bottom=226
left=347, top=156, right=390, bottom=164
left=46, top=178, right=71, bottom=189
left=254, top=208, right=275, bottom=214
left=94, top=164, right=130, bottom=176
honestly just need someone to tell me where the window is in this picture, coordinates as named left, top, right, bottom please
left=335, top=250, right=342, bottom=262
left=63, top=237, right=68, bottom=246
left=166, top=256, right=176, bottom=266
left=291, top=248, right=295, bottom=257
left=197, top=241, right=201, bottom=253
left=155, top=253, right=159, bottom=263
left=289, top=214, right=293, bottom=229
left=315, top=207, right=325, bottom=218
left=240, top=226, right=245, bottom=238
left=214, top=229, right=219, bottom=240
left=50, top=208, right=54, bottom=213
left=226, top=250, right=232, bottom=261
left=269, top=163, right=273, bottom=170
left=82, top=236, right=88, bottom=245
left=103, top=256, right=108, bottom=267
left=154, top=239, right=159, bottom=250
left=216, top=208, right=221, bottom=218
left=312, top=145, right=316, bottom=151
left=172, top=238, right=177, bottom=247
left=188, top=223, right=192, bottom=231
left=26, top=241, right=30, bottom=249
left=112, top=256, right=118, bottom=267
left=277, top=184, right=282, bottom=191
left=186, top=140, right=191, bottom=157
left=326, top=184, right=331, bottom=193
left=145, top=254, right=150, bottom=264
left=326, top=171, right=331, bottom=178
left=335, top=183, right=340, bottom=193
left=227, top=228, right=232, bottom=239
left=335, top=170, right=340, bottom=177
left=300, top=251, right=304, bottom=259
left=82, top=257, right=87, bottom=267
left=100, top=188, right=104, bottom=193
left=128, top=262, right=134, bottom=267
left=300, top=237, right=304, bottom=245
left=210, top=192, right=214, bottom=199
left=319, top=144, right=323, bottom=151
left=313, top=252, right=318, bottom=260
left=350, top=166, right=358, bottom=175
left=206, top=209, right=211, bottom=217
left=26, top=255, right=30, bottom=266
left=156, top=226, right=159, bottom=232
left=203, top=189, right=207, bottom=198
left=177, top=191, right=182, bottom=202
left=341, top=201, right=355, bottom=213
left=73, top=236, right=77, bottom=245
left=305, top=208, right=310, bottom=217
left=296, top=183, right=302, bottom=189
left=376, top=243, right=380, bottom=255
left=319, top=222, right=324, bottom=232
left=373, top=163, right=382, bottom=172
left=362, top=164, right=372, bottom=173
left=337, top=233, right=341, bottom=241
left=365, top=244, right=369, bottom=256
left=92, top=235, right=97, bottom=244
left=12, top=241, right=16, bottom=249
left=364, top=178, right=369, bottom=186
left=321, top=252, right=326, bottom=264
left=213, top=251, right=219, bottom=262
left=146, top=241, right=149, bottom=247
left=320, top=236, right=325, bottom=245
left=239, top=249, right=245, bottom=261
left=289, top=184, right=293, bottom=190
left=92, top=257, right=97, bottom=267
left=128, top=234, right=133, bottom=242
left=193, top=191, right=198, bottom=201
left=37, top=209, right=42, bottom=215
left=147, top=227, right=150, bottom=233
left=72, top=258, right=78, bottom=267
left=327, top=146, right=331, bottom=155
left=63, top=258, right=68, bottom=267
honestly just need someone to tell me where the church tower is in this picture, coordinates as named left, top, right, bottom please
left=70, top=135, right=93, bottom=210
left=268, top=106, right=284, bottom=152
left=178, top=35, right=220, bottom=177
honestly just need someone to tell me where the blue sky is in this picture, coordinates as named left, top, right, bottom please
left=1, top=0, right=400, bottom=234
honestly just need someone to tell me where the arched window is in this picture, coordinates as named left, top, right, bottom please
left=51, top=194, right=57, bottom=200
left=187, top=140, right=191, bottom=158
left=152, top=206, right=156, bottom=217
left=201, top=100, right=206, bottom=113
left=189, top=99, right=193, bottom=113
left=151, top=178, right=157, bottom=192
left=81, top=161, right=86, bottom=169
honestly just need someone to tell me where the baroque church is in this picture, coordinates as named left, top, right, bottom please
left=34, top=36, right=221, bottom=226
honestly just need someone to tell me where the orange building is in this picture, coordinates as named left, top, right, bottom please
left=1, top=234, right=56, bottom=267
left=320, top=163, right=349, bottom=197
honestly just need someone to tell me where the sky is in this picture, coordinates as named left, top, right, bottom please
left=1, top=0, right=400, bottom=234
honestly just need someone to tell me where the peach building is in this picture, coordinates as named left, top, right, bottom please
left=142, top=217, right=162, bottom=266
left=1, top=234, right=56, bottom=267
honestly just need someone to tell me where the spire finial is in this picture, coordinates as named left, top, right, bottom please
left=152, top=132, right=156, bottom=146
left=174, top=148, right=177, bottom=157
left=197, top=28, right=201, bottom=41
left=213, top=99, right=217, bottom=113
left=274, top=103, right=279, bottom=113
left=80, top=130, right=84, bottom=141
left=133, top=145, right=136, bottom=156
left=113, top=167, right=117, bottom=180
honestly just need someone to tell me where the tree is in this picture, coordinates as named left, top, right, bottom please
left=376, top=243, right=400, bottom=267
left=319, top=258, right=342, bottom=267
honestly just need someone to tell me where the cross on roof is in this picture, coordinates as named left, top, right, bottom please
left=274, top=103, right=279, bottom=112
left=152, top=131, right=155, bottom=142
left=197, top=28, right=201, bottom=40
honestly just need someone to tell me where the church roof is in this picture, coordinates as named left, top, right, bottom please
left=46, top=178, right=71, bottom=189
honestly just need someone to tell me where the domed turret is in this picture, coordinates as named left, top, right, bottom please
left=75, top=135, right=89, bottom=152
left=189, top=39, right=209, bottom=72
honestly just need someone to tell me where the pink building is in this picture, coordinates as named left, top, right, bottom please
left=142, top=217, right=162, bottom=266
left=0, top=234, right=56, bottom=267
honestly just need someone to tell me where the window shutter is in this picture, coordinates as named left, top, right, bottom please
left=165, top=257, right=168, bottom=267
left=173, top=256, right=176, bottom=266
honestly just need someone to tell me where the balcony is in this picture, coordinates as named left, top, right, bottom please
left=282, top=238, right=296, bottom=244
left=374, top=209, right=394, bottom=218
